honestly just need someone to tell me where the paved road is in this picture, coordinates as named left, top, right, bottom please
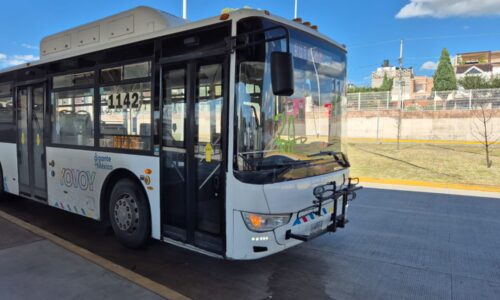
left=1, top=188, right=500, bottom=300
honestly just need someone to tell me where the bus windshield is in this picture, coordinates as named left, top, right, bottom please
left=235, top=19, right=348, bottom=184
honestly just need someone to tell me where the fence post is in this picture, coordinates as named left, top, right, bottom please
left=386, top=91, right=390, bottom=109
left=358, top=92, right=361, bottom=111
left=433, top=92, right=436, bottom=111
left=469, top=89, right=472, bottom=110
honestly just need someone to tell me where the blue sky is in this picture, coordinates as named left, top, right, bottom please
left=1, top=0, right=500, bottom=85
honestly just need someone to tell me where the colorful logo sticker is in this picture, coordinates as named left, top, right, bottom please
left=293, top=207, right=334, bottom=226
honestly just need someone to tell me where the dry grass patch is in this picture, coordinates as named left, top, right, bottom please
left=348, top=143, right=500, bottom=188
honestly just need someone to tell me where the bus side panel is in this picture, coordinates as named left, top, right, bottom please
left=46, top=147, right=161, bottom=239
left=0, top=142, right=19, bottom=196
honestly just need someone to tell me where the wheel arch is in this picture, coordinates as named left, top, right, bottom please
left=99, top=168, right=149, bottom=223
left=0, top=162, right=4, bottom=191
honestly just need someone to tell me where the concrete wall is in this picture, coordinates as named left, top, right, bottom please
left=346, top=110, right=500, bottom=141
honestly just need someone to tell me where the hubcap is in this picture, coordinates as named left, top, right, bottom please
left=113, top=193, right=139, bottom=232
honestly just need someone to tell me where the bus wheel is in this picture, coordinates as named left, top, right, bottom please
left=0, top=169, right=4, bottom=199
left=109, top=178, right=151, bottom=248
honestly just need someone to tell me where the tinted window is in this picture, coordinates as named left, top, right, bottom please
left=99, top=82, right=151, bottom=150
left=53, top=71, right=94, bottom=89
left=101, top=62, right=151, bottom=84
left=51, top=89, right=95, bottom=146
left=0, top=83, right=14, bottom=142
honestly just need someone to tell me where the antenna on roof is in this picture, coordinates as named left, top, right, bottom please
left=183, top=0, right=187, bottom=19
left=294, top=0, right=298, bottom=19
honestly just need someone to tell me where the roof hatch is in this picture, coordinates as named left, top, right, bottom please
left=40, top=6, right=186, bottom=58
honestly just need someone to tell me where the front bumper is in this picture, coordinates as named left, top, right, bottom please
left=229, top=178, right=362, bottom=260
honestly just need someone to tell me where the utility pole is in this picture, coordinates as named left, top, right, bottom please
left=183, top=0, right=187, bottom=19
left=294, top=0, right=298, bottom=19
left=397, top=39, right=404, bottom=150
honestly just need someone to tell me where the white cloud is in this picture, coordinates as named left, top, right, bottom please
left=421, top=61, right=438, bottom=70
left=21, top=43, right=38, bottom=50
left=396, top=0, right=500, bottom=19
left=0, top=54, right=39, bottom=67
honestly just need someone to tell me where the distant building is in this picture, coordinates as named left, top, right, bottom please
left=371, top=60, right=432, bottom=100
left=410, top=76, right=434, bottom=99
left=453, top=51, right=500, bottom=79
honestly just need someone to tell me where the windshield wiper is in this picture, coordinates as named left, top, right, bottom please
left=275, top=160, right=312, bottom=177
left=307, top=151, right=350, bottom=168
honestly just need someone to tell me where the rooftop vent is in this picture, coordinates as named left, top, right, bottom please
left=40, top=6, right=186, bottom=58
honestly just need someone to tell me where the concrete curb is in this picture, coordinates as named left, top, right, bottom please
left=0, top=210, right=190, bottom=300
left=360, top=177, right=500, bottom=199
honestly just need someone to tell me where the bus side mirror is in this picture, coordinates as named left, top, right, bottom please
left=271, top=52, right=294, bottom=96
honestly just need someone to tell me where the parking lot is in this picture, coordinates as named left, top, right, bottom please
left=1, top=188, right=500, bottom=299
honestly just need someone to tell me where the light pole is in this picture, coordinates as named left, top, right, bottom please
left=183, top=0, right=187, bottom=19
left=294, top=0, right=298, bottom=19
left=397, top=39, right=404, bottom=150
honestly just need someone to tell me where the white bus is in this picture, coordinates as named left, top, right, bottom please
left=0, top=6, right=360, bottom=259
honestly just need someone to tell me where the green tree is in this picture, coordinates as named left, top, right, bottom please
left=489, top=76, right=500, bottom=88
left=347, top=86, right=379, bottom=93
left=458, top=75, right=489, bottom=89
left=380, top=73, right=394, bottom=91
left=433, top=48, right=457, bottom=91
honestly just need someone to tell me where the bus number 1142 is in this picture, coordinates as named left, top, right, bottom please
left=107, top=92, right=140, bottom=110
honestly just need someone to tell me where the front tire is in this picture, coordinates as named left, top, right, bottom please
left=0, top=169, right=5, bottom=200
left=109, top=178, right=151, bottom=248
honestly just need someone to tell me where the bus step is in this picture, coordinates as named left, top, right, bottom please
left=336, top=215, right=349, bottom=228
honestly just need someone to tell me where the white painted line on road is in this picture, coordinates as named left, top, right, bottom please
left=0, top=210, right=191, bottom=300
left=363, top=182, right=500, bottom=199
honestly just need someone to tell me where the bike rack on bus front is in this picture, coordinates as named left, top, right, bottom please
left=285, top=178, right=363, bottom=242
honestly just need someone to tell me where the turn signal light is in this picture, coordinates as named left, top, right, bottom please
left=311, top=25, right=318, bottom=31
left=220, top=13, right=230, bottom=20
left=303, top=21, right=311, bottom=26
left=144, top=169, right=153, bottom=175
left=293, top=18, right=302, bottom=23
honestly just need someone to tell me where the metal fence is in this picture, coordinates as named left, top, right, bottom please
left=347, top=88, right=500, bottom=111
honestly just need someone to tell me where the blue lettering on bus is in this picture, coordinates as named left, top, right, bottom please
left=94, top=153, right=113, bottom=170
left=60, top=168, right=96, bottom=191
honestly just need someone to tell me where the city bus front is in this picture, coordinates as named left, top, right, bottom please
left=226, top=16, right=360, bottom=259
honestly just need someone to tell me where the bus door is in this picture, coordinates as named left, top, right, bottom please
left=16, top=84, right=47, bottom=200
left=161, top=56, right=227, bottom=254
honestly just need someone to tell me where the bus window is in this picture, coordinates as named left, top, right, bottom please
left=99, top=82, right=152, bottom=150
left=53, top=71, right=94, bottom=89
left=163, top=68, right=186, bottom=147
left=101, top=62, right=151, bottom=84
left=51, top=89, right=95, bottom=146
left=0, top=83, right=13, bottom=126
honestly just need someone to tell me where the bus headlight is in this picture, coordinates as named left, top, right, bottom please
left=241, top=212, right=291, bottom=232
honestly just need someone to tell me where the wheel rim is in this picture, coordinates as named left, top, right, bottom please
left=113, top=193, right=139, bottom=233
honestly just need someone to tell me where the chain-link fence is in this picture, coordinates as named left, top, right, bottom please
left=345, top=88, right=500, bottom=189
left=347, top=88, right=500, bottom=111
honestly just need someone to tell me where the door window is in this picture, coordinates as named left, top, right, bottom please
left=195, top=63, right=224, bottom=236
left=163, top=68, right=186, bottom=147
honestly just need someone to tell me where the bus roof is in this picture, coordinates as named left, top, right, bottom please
left=0, top=6, right=346, bottom=75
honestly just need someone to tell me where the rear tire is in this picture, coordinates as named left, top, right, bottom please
left=0, top=168, right=5, bottom=200
left=109, top=178, right=151, bottom=248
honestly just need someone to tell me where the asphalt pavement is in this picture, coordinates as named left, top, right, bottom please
left=1, top=188, right=500, bottom=300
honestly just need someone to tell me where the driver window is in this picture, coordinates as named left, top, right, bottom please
left=51, top=71, right=95, bottom=147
